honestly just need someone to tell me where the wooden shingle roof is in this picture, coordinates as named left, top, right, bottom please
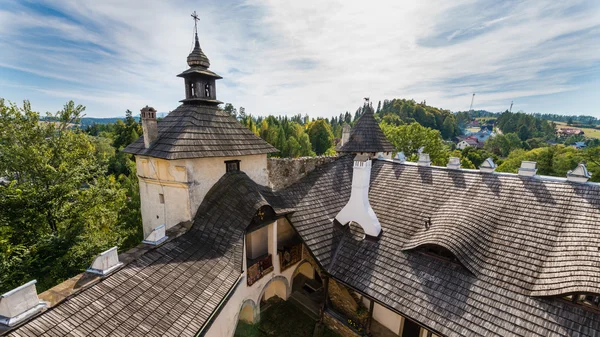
left=5, top=172, right=280, bottom=337
left=123, top=104, right=277, bottom=160
left=338, top=106, right=395, bottom=154
left=6, top=156, right=600, bottom=336
left=280, top=156, right=600, bottom=336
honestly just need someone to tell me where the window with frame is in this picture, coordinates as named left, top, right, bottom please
left=225, top=160, right=241, bottom=173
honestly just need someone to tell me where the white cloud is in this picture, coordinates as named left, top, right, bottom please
left=0, top=0, right=599, bottom=117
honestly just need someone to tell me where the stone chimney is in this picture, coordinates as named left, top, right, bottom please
left=479, top=158, right=496, bottom=173
left=86, top=246, right=123, bottom=276
left=141, top=106, right=158, bottom=148
left=518, top=161, right=537, bottom=177
left=567, top=161, right=592, bottom=183
left=341, top=124, right=351, bottom=146
left=447, top=157, right=461, bottom=169
left=335, top=155, right=381, bottom=238
left=0, top=280, right=47, bottom=327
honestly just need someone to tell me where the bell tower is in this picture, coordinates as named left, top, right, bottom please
left=177, top=11, right=223, bottom=106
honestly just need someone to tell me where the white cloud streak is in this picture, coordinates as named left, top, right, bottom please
left=0, top=0, right=599, bottom=117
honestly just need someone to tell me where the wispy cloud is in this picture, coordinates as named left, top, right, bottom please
left=0, top=0, right=599, bottom=117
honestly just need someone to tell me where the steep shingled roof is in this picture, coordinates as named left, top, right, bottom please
left=6, top=156, right=600, bottom=336
left=279, top=156, right=600, bottom=336
left=338, top=105, right=395, bottom=154
left=5, top=172, right=281, bottom=337
left=122, top=104, right=277, bottom=159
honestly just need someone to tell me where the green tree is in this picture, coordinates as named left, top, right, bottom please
left=441, top=116, right=455, bottom=139
left=518, top=125, right=530, bottom=141
left=380, top=122, right=449, bottom=165
left=307, top=120, right=334, bottom=155
left=0, top=99, right=142, bottom=293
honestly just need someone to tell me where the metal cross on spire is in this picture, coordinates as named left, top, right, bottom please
left=191, top=11, right=200, bottom=34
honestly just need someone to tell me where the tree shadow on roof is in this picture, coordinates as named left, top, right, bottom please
left=481, top=173, right=502, bottom=196
left=571, top=182, right=600, bottom=211
left=519, top=177, right=556, bottom=205
left=448, top=170, right=467, bottom=189
left=418, top=166, right=433, bottom=185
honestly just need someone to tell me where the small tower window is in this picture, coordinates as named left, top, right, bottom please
left=225, top=160, right=240, bottom=173
left=159, top=193, right=165, bottom=204
left=190, top=82, right=196, bottom=98
left=205, top=83, right=211, bottom=97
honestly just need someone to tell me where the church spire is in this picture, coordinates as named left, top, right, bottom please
left=187, top=11, right=211, bottom=68
left=177, top=11, right=222, bottom=105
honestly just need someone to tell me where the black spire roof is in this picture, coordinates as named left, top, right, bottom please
left=338, top=104, right=396, bottom=154
left=187, top=33, right=210, bottom=68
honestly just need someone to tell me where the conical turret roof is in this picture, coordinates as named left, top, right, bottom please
left=187, top=33, right=210, bottom=68
left=338, top=104, right=396, bottom=153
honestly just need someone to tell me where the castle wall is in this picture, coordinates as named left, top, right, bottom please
left=136, top=153, right=268, bottom=238
left=203, top=218, right=303, bottom=337
left=267, top=156, right=338, bottom=190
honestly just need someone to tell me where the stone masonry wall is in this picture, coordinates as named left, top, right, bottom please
left=267, top=156, right=338, bottom=190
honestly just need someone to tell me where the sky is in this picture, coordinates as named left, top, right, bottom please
left=0, top=0, right=599, bottom=118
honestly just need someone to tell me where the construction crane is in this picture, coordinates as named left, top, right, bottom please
left=509, top=101, right=513, bottom=113
left=469, top=93, right=475, bottom=112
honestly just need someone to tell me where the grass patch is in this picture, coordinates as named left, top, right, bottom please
left=234, top=297, right=341, bottom=337
left=554, top=121, right=600, bottom=139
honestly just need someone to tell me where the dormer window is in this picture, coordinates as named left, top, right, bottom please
left=418, top=244, right=461, bottom=265
left=225, top=160, right=240, bottom=173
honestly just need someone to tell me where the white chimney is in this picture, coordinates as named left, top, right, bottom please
left=518, top=161, right=537, bottom=177
left=418, top=153, right=431, bottom=166
left=335, top=155, right=381, bottom=238
left=141, top=106, right=158, bottom=148
left=567, top=162, right=592, bottom=183
left=394, top=152, right=406, bottom=163
left=0, top=280, right=47, bottom=327
left=142, top=224, right=168, bottom=245
left=341, top=124, right=351, bottom=146
left=447, top=157, right=461, bottom=169
left=86, top=246, right=123, bottom=276
left=480, top=158, right=496, bottom=173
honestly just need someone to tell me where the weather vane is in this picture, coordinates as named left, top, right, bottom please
left=191, top=11, right=200, bottom=34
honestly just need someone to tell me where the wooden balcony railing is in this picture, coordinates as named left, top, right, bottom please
left=247, top=254, right=273, bottom=286
left=278, top=243, right=303, bottom=272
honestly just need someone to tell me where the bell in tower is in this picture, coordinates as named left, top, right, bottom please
left=177, top=11, right=223, bottom=106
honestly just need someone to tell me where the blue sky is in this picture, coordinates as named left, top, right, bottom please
left=1, top=0, right=599, bottom=118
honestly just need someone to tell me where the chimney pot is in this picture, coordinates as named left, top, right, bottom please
left=418, top=153, right=431, bottom=166
left=0, top=280, right=47, bottom=327
left=567, top=161, right=592, bottom=183
left=142, top=224, right=168, bottom=245
left=141, top=106, right=158, bottom=148
left=86, top=246, right=123, bottom=276
left=479, top=157, right=496, bottom=173
left=394, top=152, right=406, bottom=163
left=518, top=161, right=537, bottom=177
left=447, top=157, right=461, bottom=169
